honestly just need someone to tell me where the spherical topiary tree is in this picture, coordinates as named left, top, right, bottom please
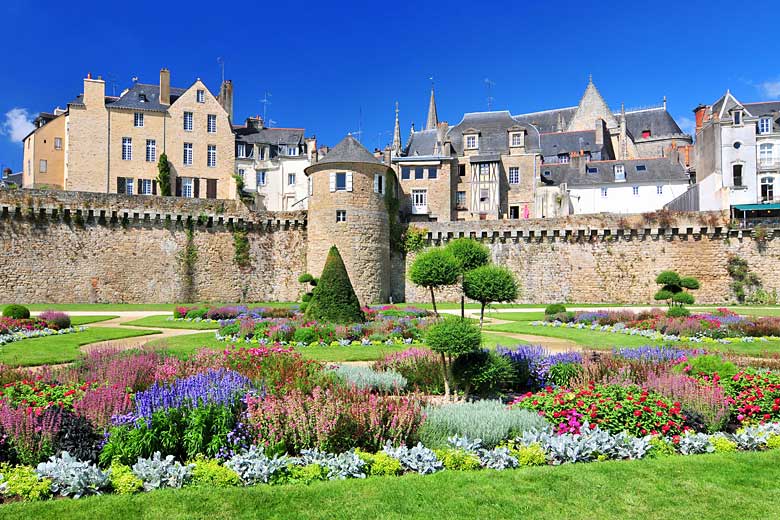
left=409, top=248, right=460, bottom=316
left=654, top=270, right=700, bottom=315
left=463, top=265, right=518, bottom=327
left=445, top=238, right=491, bottom=319
left=304, top=246, right=364, bottom=324
left=297, top=273, right=318, bottom=312
left=424, top=317, right=482, bottom=399
left=2, top=304, right=30, bottom=319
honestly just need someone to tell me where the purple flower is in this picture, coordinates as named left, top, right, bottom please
left=612, top=345, right=704, bottom=363
left=498, top=345, right=582, bottom=388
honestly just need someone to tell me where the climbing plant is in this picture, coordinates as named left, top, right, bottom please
left=233, top=229, right=251, bottom=270
left=179, top=221, right=198, bottom=301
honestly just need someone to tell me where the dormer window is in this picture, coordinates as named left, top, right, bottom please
left=759, top=117, right=773, bottom=135
left=510, top=133, right=523, bottom=147
left=237, top=143, right=246, bottom=158
left=641, top=129, right=651, bottom=138
left=465, top=133, right=478, bottom=149
left=733, top=110, right=742, bottom=125
left=139, top=93, right=148, bottom=103
left=558, top=153, right=570, bottom=164
left=614, top=164, right=626, bottom=182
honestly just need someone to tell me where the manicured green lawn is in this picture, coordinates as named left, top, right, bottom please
left=3, top=451, right=779, bottom=520
left=7, top=302, right=296, bottom=312
left=0, top=328, right=160, bottom=366
left=70, top=315, right=120, bottom=326
left=482, top=332, right=528, bottom=349
left=122, top=315, right=220, bottom=330
left=483, top=311, right=545, bottom=323
left=484, top=320, right=663, bottom=349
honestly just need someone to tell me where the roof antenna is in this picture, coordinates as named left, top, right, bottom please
left=261, top=91, right=272, bottom=123
left=484, top=78, right=495, bottom=111
left=217, top=57, right=225, bottom=85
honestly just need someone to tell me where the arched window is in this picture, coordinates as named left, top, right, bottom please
left=759, top=143, right=774, bottom=166
left=761, top=177, right=775, bottom=202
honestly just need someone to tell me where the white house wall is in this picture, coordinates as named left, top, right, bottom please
left=569, top=183, right=689, bottom=214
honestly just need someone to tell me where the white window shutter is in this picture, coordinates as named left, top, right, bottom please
left=346, top=172, right=353, bottom=192
left=329, top=172, right=336, bottom=192
left=373, top=174, right=379, bottom=193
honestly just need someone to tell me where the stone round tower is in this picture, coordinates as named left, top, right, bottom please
left=304, top=135, right=391, bottom=305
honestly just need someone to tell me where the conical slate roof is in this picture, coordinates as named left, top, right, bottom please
left=318, top=134, right=381, bottom=165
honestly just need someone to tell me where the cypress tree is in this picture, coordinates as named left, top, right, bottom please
left=305, top=246, right=364, bottom=324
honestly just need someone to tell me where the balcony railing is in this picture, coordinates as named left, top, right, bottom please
left=758, top=158, right=780, bottom=169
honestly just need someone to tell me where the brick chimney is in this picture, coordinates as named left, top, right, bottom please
left=218, top=80, right=234, bottom=122
left=159, top=68, right=170, bottom=106
left=83, top=73, right=105, bottom=108
left=693, top=104, right=707, bottom=134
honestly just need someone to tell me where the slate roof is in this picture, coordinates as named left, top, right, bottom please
left=743, top=101, right=780, bottom=117
left=541, top=130, right=599, bottom=156
left=404, top=129, right=439, bottom=156
left=317, top=135, right=381, bottom=165
left=448, top=111, right=540, bottom=155
left=68, top=83, right=190, bottom=113
left=513, top=107, right=576, bottom=133
left=624, top=108, right=685, bottom=138
left=539, top=157, right=689, bottom=188
left=235, top=127, right=305, bottom=146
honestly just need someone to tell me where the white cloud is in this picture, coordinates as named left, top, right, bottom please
left=677, top=116, right=695, bottom=135
left=758, top=80, right=780, bottom=99
left=1, top=107, right=35, bottom=143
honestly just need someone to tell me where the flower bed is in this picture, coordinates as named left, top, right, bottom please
left=0, top=315, right=82, bottom=347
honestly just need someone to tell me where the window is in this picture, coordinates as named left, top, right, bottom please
left=183, top=112, right=193, bottom=131
left=614, top=164, right=626, bottom=182
left=401, top=166, right=410, bottom=180
left=587, top=166, right=598, bottom=174
left=286, top=146, right=298, bottom=156
left=479, top=189, right=489, bottom=203
left=374, top=173, right=385, bottom=194
left=641, top=129, right=651, bottom=138
left=256, top=171, right=267, bottom=186
left=734, top=141, right=742, bottom=149
left=134, top=112, right=144, bottom=127
left=335, top=172, right=347, bottom=191
left=238, top=168, right=245, bottom=177
left=733, top=110, right=742, bottom=125
left=207, top=114, right=217, bottom=133
left=466, top=135, right=477, bottom=149
left=633, top=186, right=640, bottom=196
left=459, top=164, right=466, bottom=177
left=479, top=163, right=490, bottom=178
left=237, top=143, right=246, bottom=158
left=122, top=137, right=132, bottom=160
left=761, top=177, right=775, bottom=201
left=125, top=178, right=134, bottom=195
left=206, top=179, right=217, bottom=199
left=412, top=189, right=427, bottom=212
left=456, top=191, right=466, bottom=209
left=509, top=167, right=519, bottom=185
left=146, top=139, right=156, bottom=162
left=181, top=177, right=194, bottom=198
left=39, top=159, right=47, bottom=173
left=427, top=167, right=437, bottom=179
left=760, top=143, right=774, bottom=166
left=183, top=142, right=193, bottom=165
left=759, top=117, right=773, bottom=135
left=733, top=164, right=743, bottom=187
left=140, top=179, right=153, bottom=195
left=196, top=90, right=205, bottom=103
left=207, top=145, right=217, bottom=167
left=509, top=206, right=520, bottom=219
left=656, top=185, right=664, bottom=195
left=54, top=137, right=62, bottom=150
left=415, top=167, right=424, bottom=179
left=558, top=153, right=570, bottom=164
left=288, top=173, right=296, bottom=185
left=601, top=187, right=608, bottom=197
left=511, top=133, right=522, bottom=146
left=636, top=164, right=647, bottom=172
left=336, top=210, right=347, bottom=222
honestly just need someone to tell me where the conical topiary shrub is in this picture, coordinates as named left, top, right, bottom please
left=305, top=245, right=365, bottom=324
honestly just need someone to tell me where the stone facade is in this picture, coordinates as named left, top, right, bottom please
left=22, top=112, right=66, bottom=189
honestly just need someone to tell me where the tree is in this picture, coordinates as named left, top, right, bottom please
left=653, top=270, right=700, bottom=311
left=445, top=238, right=490, bottom=319
left=408, top=248, right=459, bottom=316
left=297, top=272, right=318, bottom=312
left=463, top=265, right=518, bottom=327
left=304, top=246, right=364, bottom=324
left=424, top=317, right=482, bottom=399
left=156, top=153, right=171, bottom=196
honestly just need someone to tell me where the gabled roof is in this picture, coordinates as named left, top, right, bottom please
left=540, top=157, right=689, bottom=187
left=712, top=90, right=745, bottom=119
left=624, top=108, right=686, bottom=138
left=108, top=83, right=188, bottom=112
left=566, top=79, right=620, bottom=131
left=317, top=134, right=381, bottom=165
left=404, top=129, right=439, bottom=156
left=235, top=127, right=305, bottom=146
left=541, top=130, right=599, bottom=157
left=448, top=111, right=539, bottom=155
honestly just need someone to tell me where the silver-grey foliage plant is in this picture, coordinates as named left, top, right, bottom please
left=131, top=452, right=194, bottom=491
left=299, top=449, right=366, bottom=480
left=677, top=432, right=714, bottom=455
left=382, top=442, right=443, bottom=475
left=330, top=364, right=407, bottom=392
left=225, top=446, right=291, bottom=485
left=36, top=452, right=110, bottom=499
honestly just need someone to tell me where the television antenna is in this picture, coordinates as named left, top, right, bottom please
left=484, top=78, right=495, bottom=111
left=261, top=92, right=272, bottom=122
left=217, top=57, right=225, bottom=84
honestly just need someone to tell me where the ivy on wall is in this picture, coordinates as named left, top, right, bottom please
left=233, top=229, right=251, bottom=270
left=178, top=220, right=198, bottom=301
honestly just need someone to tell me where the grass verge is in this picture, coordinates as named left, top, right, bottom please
left=70, top=315, right=119, bottom=326
left=122, top=315, right=219, bottom=330
left=2, top=451, right=778, bottom=520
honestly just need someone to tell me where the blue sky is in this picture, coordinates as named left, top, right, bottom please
left=2, top=0, right=780, bottom=173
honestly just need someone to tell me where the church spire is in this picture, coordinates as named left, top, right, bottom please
left=391, top=101, right=402, bottom=156
left=425, top=82, right=438, bottom=130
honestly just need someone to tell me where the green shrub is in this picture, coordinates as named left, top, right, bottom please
left=185, top=308, right=208, bottom=320
left=711, top=436, right=737, bottom=453
left=0, top=464, right=52, bottom=501
left=419, top=400, right=549, bottom=449
left=424, top=317, right=482, bottom=398
left=298, top=273, right=314, bottom=284
left=434, top=448, right=481, bottom=471
left=355, top=450, right=402, bottom=477
left=190, top=456, right=241, bottom=487
left=767, top=435, right=780, bottom=450
left=285, top=464, right=327, bottom=484
left=647, top=437, right=677, bottom=458
left=509, top=443, right=547, bottom=466
left=463, top=265, right=518, bottom=326
left=544, top=304, right=567, bottom=315
left=109, top=461, right=143, bottom=495
left=452, top=350, right=514, bottom=398
left=293, top=326, right=318, bottom=345
left=2, top=304, right=30, bottom=319
left=305, top=246, right=364, bottom=324
left=654, top=270, right=699, bottom=310
left=666, top=306, right=691, bottom=318
left=675, top=354, right=737, bottom=381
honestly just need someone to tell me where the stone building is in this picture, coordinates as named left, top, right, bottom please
left=234, top=116, right=318, bottom=211
left=305, top=134, right=393, bottom=305
left=391, top=78, right=692, bottom=221
left=22, top=69, right=237, bottom=199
